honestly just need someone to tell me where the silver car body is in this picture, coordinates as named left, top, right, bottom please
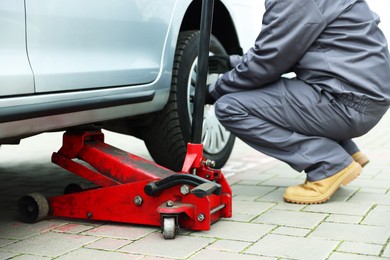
left=0, top=0, right=263, bottom=141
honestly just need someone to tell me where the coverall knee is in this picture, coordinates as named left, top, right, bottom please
left=214, top=78, right=387, bottom=181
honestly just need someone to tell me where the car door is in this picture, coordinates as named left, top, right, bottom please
left=25, top=0, right=177, bottom=93
left=0, top=0, right=34, bottom=96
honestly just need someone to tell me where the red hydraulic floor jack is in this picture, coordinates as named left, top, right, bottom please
left=17, top=0, right=232, bottom=239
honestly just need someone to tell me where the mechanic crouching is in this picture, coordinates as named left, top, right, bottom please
left=206, top=0, right=390, bottom=204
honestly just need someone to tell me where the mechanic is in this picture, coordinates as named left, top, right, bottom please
left=206, top=0, right=390, bottom=204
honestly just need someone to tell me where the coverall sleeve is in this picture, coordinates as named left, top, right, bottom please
left=209, top=0, right=327, bottom=99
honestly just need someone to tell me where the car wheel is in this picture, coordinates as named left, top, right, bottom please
left=142, top=30, right=235, bottom=172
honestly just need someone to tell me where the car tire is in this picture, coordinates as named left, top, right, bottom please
left=142, top=30, right=235, bottom=172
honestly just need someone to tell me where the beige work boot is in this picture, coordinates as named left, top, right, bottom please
left=352, top=151, right=369, bottom=168
left=283, top=161, right=362, bottom=204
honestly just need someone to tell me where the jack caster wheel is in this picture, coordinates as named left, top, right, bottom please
left=17, top=192, right=49, bottom=223
left=162, top=217, right=178, bottom=239
left=64, top=182, right=89, bottom=194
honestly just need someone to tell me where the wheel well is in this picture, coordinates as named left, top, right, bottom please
left=180, top=0, right=243, bottom=55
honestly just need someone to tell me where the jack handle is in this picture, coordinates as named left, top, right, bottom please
left=144, top=174, right=221, bottom=198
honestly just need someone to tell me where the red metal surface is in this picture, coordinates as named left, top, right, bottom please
left=181, top=143, right=203, bottom=173
left=52, top=152, right=121, bottom=187
left=48, top=130, right=232, bottom=232
left=52, top=131, right=175, bottom=185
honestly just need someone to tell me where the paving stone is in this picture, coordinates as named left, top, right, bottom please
left=0, top=220, right=66, bottom=239
left=57, top=248, right=141, bottom=260
left=304, top=201, right=372, bottom=216
left=354, top=168, right=378, bottom=179
left=1, top=231, right=97, bottom=257
left=271, top=202, right=306, bottom=211
left=228, top=213, right=259, bottom=222
left=359, top=187, right=389, bottom=194
left=328, top=252, right=382, bottom=260
left=227, top=148, right=273, bottom=164
left=270, top=170, right=304, bottom=179
left=253, top=209, right=327, bottom=229
left=261, top=176, right=307, bottom=188
left=245, top=234, right=338, bottom=259
left=223, top=161, right=260, bottom=173
left=260, top=186, right=356, bottom=204
left=120, top=232, right=214, bottom=259
left=52, top=218, right=103, bottom=227
left=373, top=171, right=390, bottom=180
left=328, top=186, right=359, bottom=202
left=325, top=214, right=363, bottom=224
left=337, top=241, right=382, bottom=256
left=0, top=238, right=15, bottom=248
left=190, top=249, right=275, bottom=260
left=207, top=239, right=251, bottom=253
left=231, top=185, right=276, bottom=201
left=348, top=178, right=390, bottom=189
left=53, top=223, right=94, bottom=234
left=141, top=256, right=172, bottom=260
left=192, top=221, right=274, bottom=242
left=271, top=226, right=310, bottom=237
left=348, top=192, right=390, bottom=205
left=256, top=188, right=285, bottom=203
left=383, top=243, right=390, bottom=258
left=309, top=222, right=390, bottom=244
left=233, top=200, right=275, bottom=214
left=11, top=254, right=52, bottom=260
left=260, top=163, right=292, bottom=175
left=226, top=177, right=241, bottom=186
left=238, top=171, right=276, bottom=181
left=361, top=205, right=390, bottom=226
left=0, top=251, right=18, bottom=259
left=86, top=237, right=131, bottom=251
left=240, top=154, right=275, bottom=162
left=236, top=179, right=264, bottom=186
left=83, top=224, right=156, bottom=240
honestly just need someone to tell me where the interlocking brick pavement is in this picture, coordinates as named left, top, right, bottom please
left=0, top=111, right=389, bottom=259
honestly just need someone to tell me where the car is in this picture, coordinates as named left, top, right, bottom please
left=0, top=0, right=263, bottom=171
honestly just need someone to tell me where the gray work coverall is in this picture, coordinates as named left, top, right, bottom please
left=209, top=0, right=390, bottom=181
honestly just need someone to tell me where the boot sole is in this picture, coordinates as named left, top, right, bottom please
left=284, top=162, right=362, bottom=204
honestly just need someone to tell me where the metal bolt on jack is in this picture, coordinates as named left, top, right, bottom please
left=166, top=200, right=175, bottom=207
left=134, top=196, right=143, bottom=206
left=197, top=214, right=205, bottom=222
left=203, top=159, right=216, bottom=168
left=180, top=185, right=190, bottom=195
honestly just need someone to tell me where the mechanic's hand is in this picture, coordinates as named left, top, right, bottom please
left=209, top=54, right=231, bottom=74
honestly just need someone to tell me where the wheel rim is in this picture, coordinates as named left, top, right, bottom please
left=187, top=57, right=231, bottom=155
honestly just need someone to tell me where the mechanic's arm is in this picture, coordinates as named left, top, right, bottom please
left=209, top=0, right=327, bottom=99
